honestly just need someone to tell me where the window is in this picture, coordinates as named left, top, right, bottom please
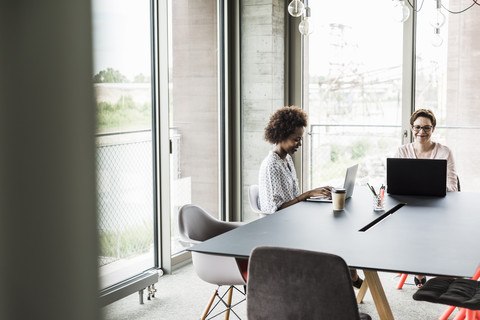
left=415, top=1, right=480, bottom=191
left=305, top=0, right=480, bottom=192
left=305, top=0, right=404, bottom=189
left=92, top=0, right=158, bottom=290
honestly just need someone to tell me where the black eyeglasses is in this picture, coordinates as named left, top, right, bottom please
left=412, top=125, right=433, bottom=132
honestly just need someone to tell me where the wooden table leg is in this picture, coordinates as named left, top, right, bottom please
left=356, top=275, right=369, bottom=304
left=363, top=270, right=395, bottom=320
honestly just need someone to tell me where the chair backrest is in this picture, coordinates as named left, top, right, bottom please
left=177, top=204, right=239, bottom=245
left=247, top=246, right=365, bottom=320
left=177, top=204, right=246, bottom=286
left=248, top=184, right=265, bottom=216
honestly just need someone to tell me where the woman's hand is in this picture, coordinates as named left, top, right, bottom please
left=307, top=186, right=333, bottom=199
left=279, top=186, right=333, bottom=210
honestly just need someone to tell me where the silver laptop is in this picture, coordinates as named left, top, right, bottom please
left=306, top=164, right=359, bottom=202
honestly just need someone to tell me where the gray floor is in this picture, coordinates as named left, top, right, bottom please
left=102, top=263, right=455, bottom=319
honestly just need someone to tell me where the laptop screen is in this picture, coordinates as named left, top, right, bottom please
left=343, top=164, right=358, bottom=199
left=386, top=158, right=447, bottom=197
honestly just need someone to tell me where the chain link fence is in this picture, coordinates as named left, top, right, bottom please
left=96, top=132, right=154, bottom=267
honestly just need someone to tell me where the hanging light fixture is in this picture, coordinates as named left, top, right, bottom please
left=429, top=0, right=446, bottom=29
left=288, top=0, right=305, bottom=17
left=392, top=0, right=411, bottom=23
left=299, top=6, right=314, bottom=36
left=431, top=28, right=444, bottom=47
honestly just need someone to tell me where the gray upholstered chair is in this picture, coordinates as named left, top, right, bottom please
left=177, top=204, right=247, bottom=320
left=246, top=246, right=371, bottom=320
left=248, top=184, right=266, bottom=217
left=413, top=277, right=480, bottom=320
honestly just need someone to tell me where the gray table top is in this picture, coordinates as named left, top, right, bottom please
left=189, top=187, right=480, bottom=278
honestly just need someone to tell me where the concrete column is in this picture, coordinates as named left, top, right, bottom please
left=241, top=0, right=285, bottom=221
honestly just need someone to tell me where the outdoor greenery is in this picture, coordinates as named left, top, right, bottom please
left=99, top=224, right=153, bottom=260
left=93, top=68, right=149, bottom=84
left=93, top=68, right=128, bottom=83
left=96, top=95, right=151, bottom=132
left=93, top=68, right=151, bottom=132
left=313, top=135, right=397, bottom=186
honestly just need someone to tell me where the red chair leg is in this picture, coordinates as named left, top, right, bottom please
left=440, top=266, right=480, bottom=320
left=453, top=308, right=467, bottom=320
left=472, top=266, right=480, bottom=280
left=465, top=309, right=475, bottom=320
left=396, top=273, right=408, bottom=289
left=439, top=305, right=457, bottom=320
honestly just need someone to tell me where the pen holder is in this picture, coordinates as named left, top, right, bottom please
left=373, top=195, right=384, bottom=211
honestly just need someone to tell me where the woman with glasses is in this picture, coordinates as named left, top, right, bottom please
left=395, top=108, right=458, bottom=287
left=395, top=109, right=458, bottom=192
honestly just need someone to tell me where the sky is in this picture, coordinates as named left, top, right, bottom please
left=91, top=0, right=151, bottom=80
left=307, top=0, right=404, bottom=76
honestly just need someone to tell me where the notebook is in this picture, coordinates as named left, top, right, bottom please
left=386, top=158, right=447, bottom=197
left=307, top=164, right=359, bottom=202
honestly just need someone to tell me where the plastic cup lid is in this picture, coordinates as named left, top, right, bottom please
left=332, top=188, right=346, bottom=194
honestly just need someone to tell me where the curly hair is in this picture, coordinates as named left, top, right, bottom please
left=410, top=109, right=436, bottom=128
left=264, top=106, right=308, bottom=144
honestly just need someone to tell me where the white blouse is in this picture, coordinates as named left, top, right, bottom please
left=394, top=142, right=458, bottom=191
left=258, top=151, right=300, bottom=214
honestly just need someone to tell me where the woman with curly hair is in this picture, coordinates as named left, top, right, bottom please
left=258, top=105, right=332, bottom=213
left=257, top=105, right=363, bottom=289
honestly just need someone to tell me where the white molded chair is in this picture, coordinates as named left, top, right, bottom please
left=248, top=184, right=266, bottom=217
left=178, top=204, right=247, bottom=320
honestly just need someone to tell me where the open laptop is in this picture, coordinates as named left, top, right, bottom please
left=386, top=158, right=447, bottom=197
left=307, top=164, right=358, bottom=202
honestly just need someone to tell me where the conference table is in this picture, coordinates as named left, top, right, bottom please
left=189, top=187, right=480, bottom=319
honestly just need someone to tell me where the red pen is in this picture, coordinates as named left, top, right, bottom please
left=380, top=185, right=385, bottom=200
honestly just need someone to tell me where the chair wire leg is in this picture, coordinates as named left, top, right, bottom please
left=201, top=286, right=244, bottom=320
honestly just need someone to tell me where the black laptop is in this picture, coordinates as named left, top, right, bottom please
left=386, top=158, right=447, bottom=197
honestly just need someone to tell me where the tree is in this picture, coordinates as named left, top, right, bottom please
left=93, top=68, right=128, bottom=83
left=133, top=73, right=149, bottom=83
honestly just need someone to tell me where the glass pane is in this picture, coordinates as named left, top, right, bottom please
left=169, top=1, right=220, bottom=255
left=415, top=1, right=480, bottom=191
left=306, top=0, right=404, bottom=188
left=92, top=0, right=156, bottom=289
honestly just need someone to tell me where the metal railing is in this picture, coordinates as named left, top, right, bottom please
left=308, top=123, right=401, bottom=188
left=308, top=123, right=480, bottom=192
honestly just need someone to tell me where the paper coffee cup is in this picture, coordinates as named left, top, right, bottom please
left=332, top=188, right=346, bottom=211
